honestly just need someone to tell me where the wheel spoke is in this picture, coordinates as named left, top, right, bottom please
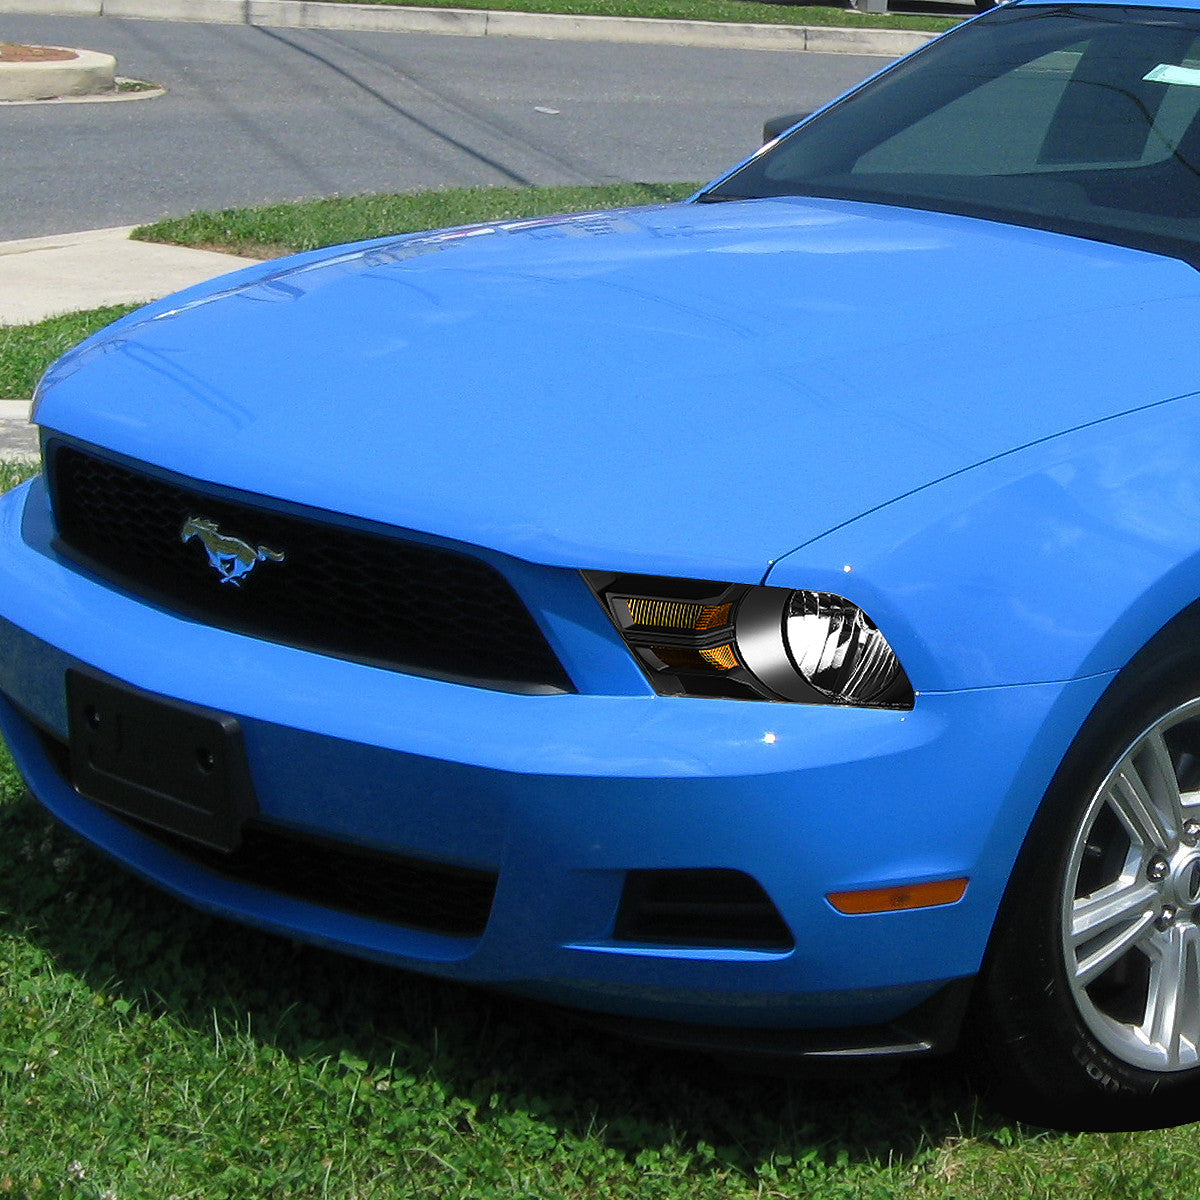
left=1071, top=878, right=1159, bottom=945
left=1071, top=881, right=1159, bottom=987
left=1144, top=924, right=1200, bottom=1068
left=1138, top=731, right=1186, bottom=842
left=1104, top=741, right=1178, bottom=853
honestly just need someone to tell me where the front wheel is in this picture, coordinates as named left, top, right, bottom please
left=978, top=635, right=1200, bottom=1129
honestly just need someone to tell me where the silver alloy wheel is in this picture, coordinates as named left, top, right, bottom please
left=1063, top=697, right=1200, bottom=1072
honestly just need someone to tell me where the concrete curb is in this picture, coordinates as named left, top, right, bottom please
left=0, top=46, right=115, bottom=99
left=0, top=0, right=939, bottom=55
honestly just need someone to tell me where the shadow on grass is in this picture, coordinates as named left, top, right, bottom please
left=0, top=788, right=1010, bottom=1175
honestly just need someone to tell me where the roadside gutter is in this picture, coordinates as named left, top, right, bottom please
left=0, top=0, right=938, bottom=54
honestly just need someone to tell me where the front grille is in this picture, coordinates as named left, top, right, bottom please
left=49, top=445, right=572, bottom=693
left=615, top=869, right=794, bottom=950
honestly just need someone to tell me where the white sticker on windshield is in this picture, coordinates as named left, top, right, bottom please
left=1145, top=63, right=1200, bottom=87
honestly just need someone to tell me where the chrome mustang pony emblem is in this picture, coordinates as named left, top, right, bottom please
left=180, top=515, right=285, bottom=586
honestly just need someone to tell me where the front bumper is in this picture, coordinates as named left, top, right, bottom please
left=0, top=475, right=1112, bottom=1036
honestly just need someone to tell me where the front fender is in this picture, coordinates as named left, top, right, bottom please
left=767, top=390, right=1200, bottom=692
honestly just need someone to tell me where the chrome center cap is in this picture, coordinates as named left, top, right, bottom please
left=1170, top=851, right=1200, bottom=908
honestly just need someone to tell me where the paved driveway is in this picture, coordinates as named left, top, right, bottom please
left=0, top=14, right=888, bottom=238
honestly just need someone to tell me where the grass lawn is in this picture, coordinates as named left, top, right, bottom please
left=0, top=306, right=139, bottom=401
left=286, top=0, right=960, bottom=32
left=0, top=459, right=38, bottom=495
left=134, top=182, right=700, bottom=261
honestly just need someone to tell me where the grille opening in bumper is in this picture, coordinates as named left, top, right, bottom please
left=47, top=443, right=572, bottom=695
left=615, top=869, right=794, bottom=951
left=35, top=725, right=498, bottom=939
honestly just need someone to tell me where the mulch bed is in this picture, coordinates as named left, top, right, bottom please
left=0, top=43, right=79, bottom=63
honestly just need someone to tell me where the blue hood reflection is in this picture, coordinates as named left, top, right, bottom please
left=34, top=197, right=1200, bottom=578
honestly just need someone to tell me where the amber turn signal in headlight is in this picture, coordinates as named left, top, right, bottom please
left=583, top=572, right=913, bottom=708
left=648, top=643, right=740, bottom=672
left=623, top=598, right=734, bottom=632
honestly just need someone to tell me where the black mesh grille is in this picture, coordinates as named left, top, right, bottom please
left=153, top=820, right=498, bottom=938
left=33, top=724, right=496, bottom=938
left=615, top=869, right=794, bottom=950
left=48, top=445, right=572, bottom=693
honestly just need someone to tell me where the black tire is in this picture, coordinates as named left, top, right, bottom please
left=976, top=615, right=1200, bottom=1130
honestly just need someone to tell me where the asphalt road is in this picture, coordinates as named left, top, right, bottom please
left=0, top=14, right=890, bottom=239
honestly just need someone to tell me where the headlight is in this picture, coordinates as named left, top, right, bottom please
left=584, top=572, right=913, bottom=708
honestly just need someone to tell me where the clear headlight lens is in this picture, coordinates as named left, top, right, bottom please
left=585, top=572, right=913, bottom=708
left=785, top=590, right=907, bottom=703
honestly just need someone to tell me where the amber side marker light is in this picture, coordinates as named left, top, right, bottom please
left=827, top=877, right=968, bottom=915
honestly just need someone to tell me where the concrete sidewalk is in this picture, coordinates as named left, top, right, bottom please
left=0, top=399, right=38, bottom=459
left=0, top=226, right=264, bottom=459
left=0, top=226, right=262, bottom=325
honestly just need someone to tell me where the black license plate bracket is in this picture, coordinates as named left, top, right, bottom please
left=66, top=669, right=257, bottom=853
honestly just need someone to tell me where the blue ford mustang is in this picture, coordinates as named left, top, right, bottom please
left=5, top=0, right=1200, bottom=1129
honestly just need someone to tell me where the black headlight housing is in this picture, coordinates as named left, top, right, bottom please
left=585, top=572, right=914, bottom=709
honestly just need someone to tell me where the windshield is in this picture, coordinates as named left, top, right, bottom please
left=704, top=5, right=1200, bottom=263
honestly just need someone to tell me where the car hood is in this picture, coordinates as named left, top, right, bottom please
left=34, top=197, right=1200, bottom=579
